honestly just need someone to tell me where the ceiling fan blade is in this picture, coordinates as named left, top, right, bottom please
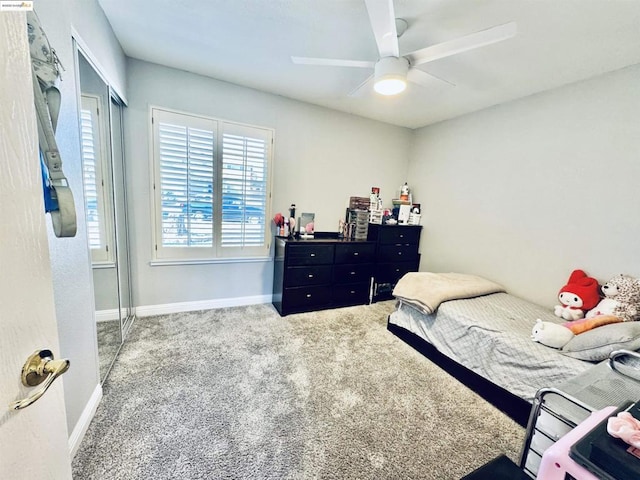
left=405, top=22, right=517, bottom=67
left=291, top=56, right=375, bottom=68
left=364, top=0, right=399, bottom=58
left=348, top=74, right=374, bottom=97
left=408, top=68, right=456, bottom=87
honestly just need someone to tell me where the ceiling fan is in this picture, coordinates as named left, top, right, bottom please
left=292, top=0, right=517, bottom=96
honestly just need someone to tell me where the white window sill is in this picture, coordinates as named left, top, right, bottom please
left=150, top=256, right=272, bottom=267
left=92, top=261, right=116, bottom=269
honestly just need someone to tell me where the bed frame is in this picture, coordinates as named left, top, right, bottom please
left=387, top=319, right=532, bottom=427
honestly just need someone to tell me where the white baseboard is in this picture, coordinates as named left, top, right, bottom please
left=136, top=294, right=272, bottom=317
left=95, top=308, right=121, bottom=322
left=69, top=383, right=102, bottom=459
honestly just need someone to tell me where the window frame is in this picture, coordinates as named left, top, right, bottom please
left=80, top=94, right=116, bottom=266
left=149, top=106, right=274, bottom=263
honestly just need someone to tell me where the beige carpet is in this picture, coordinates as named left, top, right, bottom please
left=72, top=301, right=525, bottom=479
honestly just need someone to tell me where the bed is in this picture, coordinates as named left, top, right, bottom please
left=387, top=273, right=597, bottom=426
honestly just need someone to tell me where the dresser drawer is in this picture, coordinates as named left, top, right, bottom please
left=378, top=227, right=421, bottom=245
left=284, top=285, right=332, bottom=309
left=333, top=263, right=373, bottom=285
left=287, top=244, right=334, bottom=266
left=334, top=243, right=375, bottom=264
left=378, top=244, right=419, bottom=263
left=333, top=283, right=370, bottom=306
left=375, top=262, right=418, bottom=284
left=285, top=265, right=332, bottom=287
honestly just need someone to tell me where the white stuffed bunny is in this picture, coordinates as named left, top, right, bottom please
left=531, top=319, right=575, bottom=349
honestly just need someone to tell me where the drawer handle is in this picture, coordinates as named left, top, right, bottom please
left=350, top=290, right=356, bottom=294
left=353, top=252, right=359, bottom=256
left=306, top=294, right=312, bottom=298
left=308, top=274, right=314, bottom=278
left=395, top=268, right=400, bottom=272
left=310, top=253, right=316, bottom=257
left=398, top=252, right=402, bottom=255
left=399, top=234, right=404, bottom=238
left=350, top=271, right=356, bottom=275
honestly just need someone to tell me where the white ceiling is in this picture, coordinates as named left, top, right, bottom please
left=97, top=0, right=640, bottom=129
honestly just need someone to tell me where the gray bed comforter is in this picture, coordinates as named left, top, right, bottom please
left=388, top=292, right=593, bottom=402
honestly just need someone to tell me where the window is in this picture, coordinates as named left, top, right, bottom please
left=151, top=108, right=273, bottom=261
left=80, top=94, right=114, bottom=264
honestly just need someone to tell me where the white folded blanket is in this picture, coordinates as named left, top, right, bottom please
left=392, top=272, right=505, bottom=314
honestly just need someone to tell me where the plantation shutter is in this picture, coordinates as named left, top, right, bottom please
left=220, top=123, right=271, bottom=253
left=151, top=107, right=272, bottom=261
left=153, top=109, right=216, bottom=258
left=80, top=95, right=111, bottom=263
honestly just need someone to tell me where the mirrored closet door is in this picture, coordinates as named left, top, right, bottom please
left=109, top=96, right=134, bottom=338
left=75, top=46, right=134, bottom=382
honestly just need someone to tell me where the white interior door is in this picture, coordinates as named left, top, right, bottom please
left=0, top=12, right=72, bottom=479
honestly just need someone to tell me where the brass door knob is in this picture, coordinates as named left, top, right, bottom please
left=10, top=349, right=70, bottom=410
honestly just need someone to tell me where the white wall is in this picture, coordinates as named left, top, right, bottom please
left=35, top=0, right=126, bottom=437
left=408, top=64, right=640, bottom=307
left=125, top=59, right=412, bottom=308
left=68, top=0, right=127, bottom=101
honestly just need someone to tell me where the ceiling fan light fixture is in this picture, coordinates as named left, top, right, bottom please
left=374, top=77, right=406, bottom=95
left=373, top=56, right=409, bottom=96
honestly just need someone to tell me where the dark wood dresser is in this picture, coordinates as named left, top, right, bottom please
left=272, top=235, right=375, bottom=316
left=367, top=224, right=422, bottom=302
